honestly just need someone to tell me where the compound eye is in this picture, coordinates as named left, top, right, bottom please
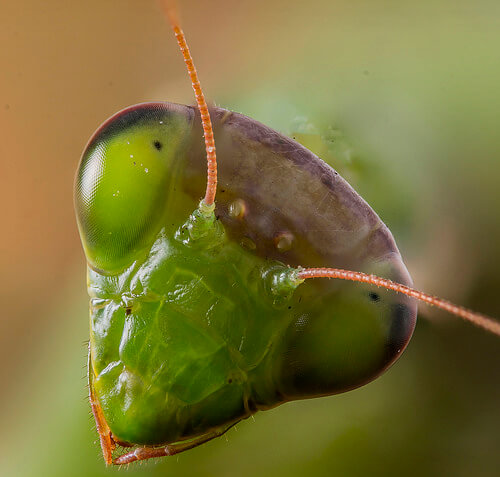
left=75, top=106, right=187, bottom=273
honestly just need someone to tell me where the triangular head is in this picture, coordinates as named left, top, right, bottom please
left=75, top=0, right=498, bottom=465
left=75, top=101, right=417, bottom=459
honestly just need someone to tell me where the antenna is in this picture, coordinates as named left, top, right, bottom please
left=159, top=1, right=500, bottom=339
left=160, top=0, right=217, bottom=206
left=289, top=267, right=500, bottom=337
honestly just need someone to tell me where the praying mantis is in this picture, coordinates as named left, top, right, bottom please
left=74, top=0, right=500, bottom=466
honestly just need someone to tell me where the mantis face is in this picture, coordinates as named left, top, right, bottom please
left=74, top=0, right=498, bottom=467
left=76, top=102, right=417, bottom=464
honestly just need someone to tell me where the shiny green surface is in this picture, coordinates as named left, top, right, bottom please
left=88, top=228, right=285, bottom=444
left=78, top=105, right=416, bottom=448
left=75, top=107, right=190, bottom=273
left=87, top=220, right=405, bottom=445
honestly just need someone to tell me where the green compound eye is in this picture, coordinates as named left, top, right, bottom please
left=75, top=104, right=192, bottom=273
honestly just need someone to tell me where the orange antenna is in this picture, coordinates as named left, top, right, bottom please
left=293, top=267, right=500, bottom=337
left=160, top=0, right=217, bottom=206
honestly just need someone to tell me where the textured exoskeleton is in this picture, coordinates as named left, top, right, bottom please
left=75, top=102, right=416, bottom=450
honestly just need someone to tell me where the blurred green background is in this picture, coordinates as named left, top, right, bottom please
left=1, top=0, right=499, bottom=475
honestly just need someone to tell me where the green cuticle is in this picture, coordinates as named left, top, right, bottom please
left=272, top=267, right=303, bottom=295
left=263, top=266, right=303, bottom=307
left=288, top=268, right=305, bottom=288
left=198, top=199, right=216, bottom=218
left=175, top=200, right=225, bottom=248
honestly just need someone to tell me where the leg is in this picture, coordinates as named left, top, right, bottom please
left=113, top=422, right=237, bottom=465
left=88, top=348, right=115, bottom=465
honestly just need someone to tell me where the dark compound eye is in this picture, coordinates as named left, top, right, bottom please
left=153, top=140, right=163, bottom=150
left=369, top=292, right=380, bottom=302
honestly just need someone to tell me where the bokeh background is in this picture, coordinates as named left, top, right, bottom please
left=1, top=0, right=499, bottom=475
